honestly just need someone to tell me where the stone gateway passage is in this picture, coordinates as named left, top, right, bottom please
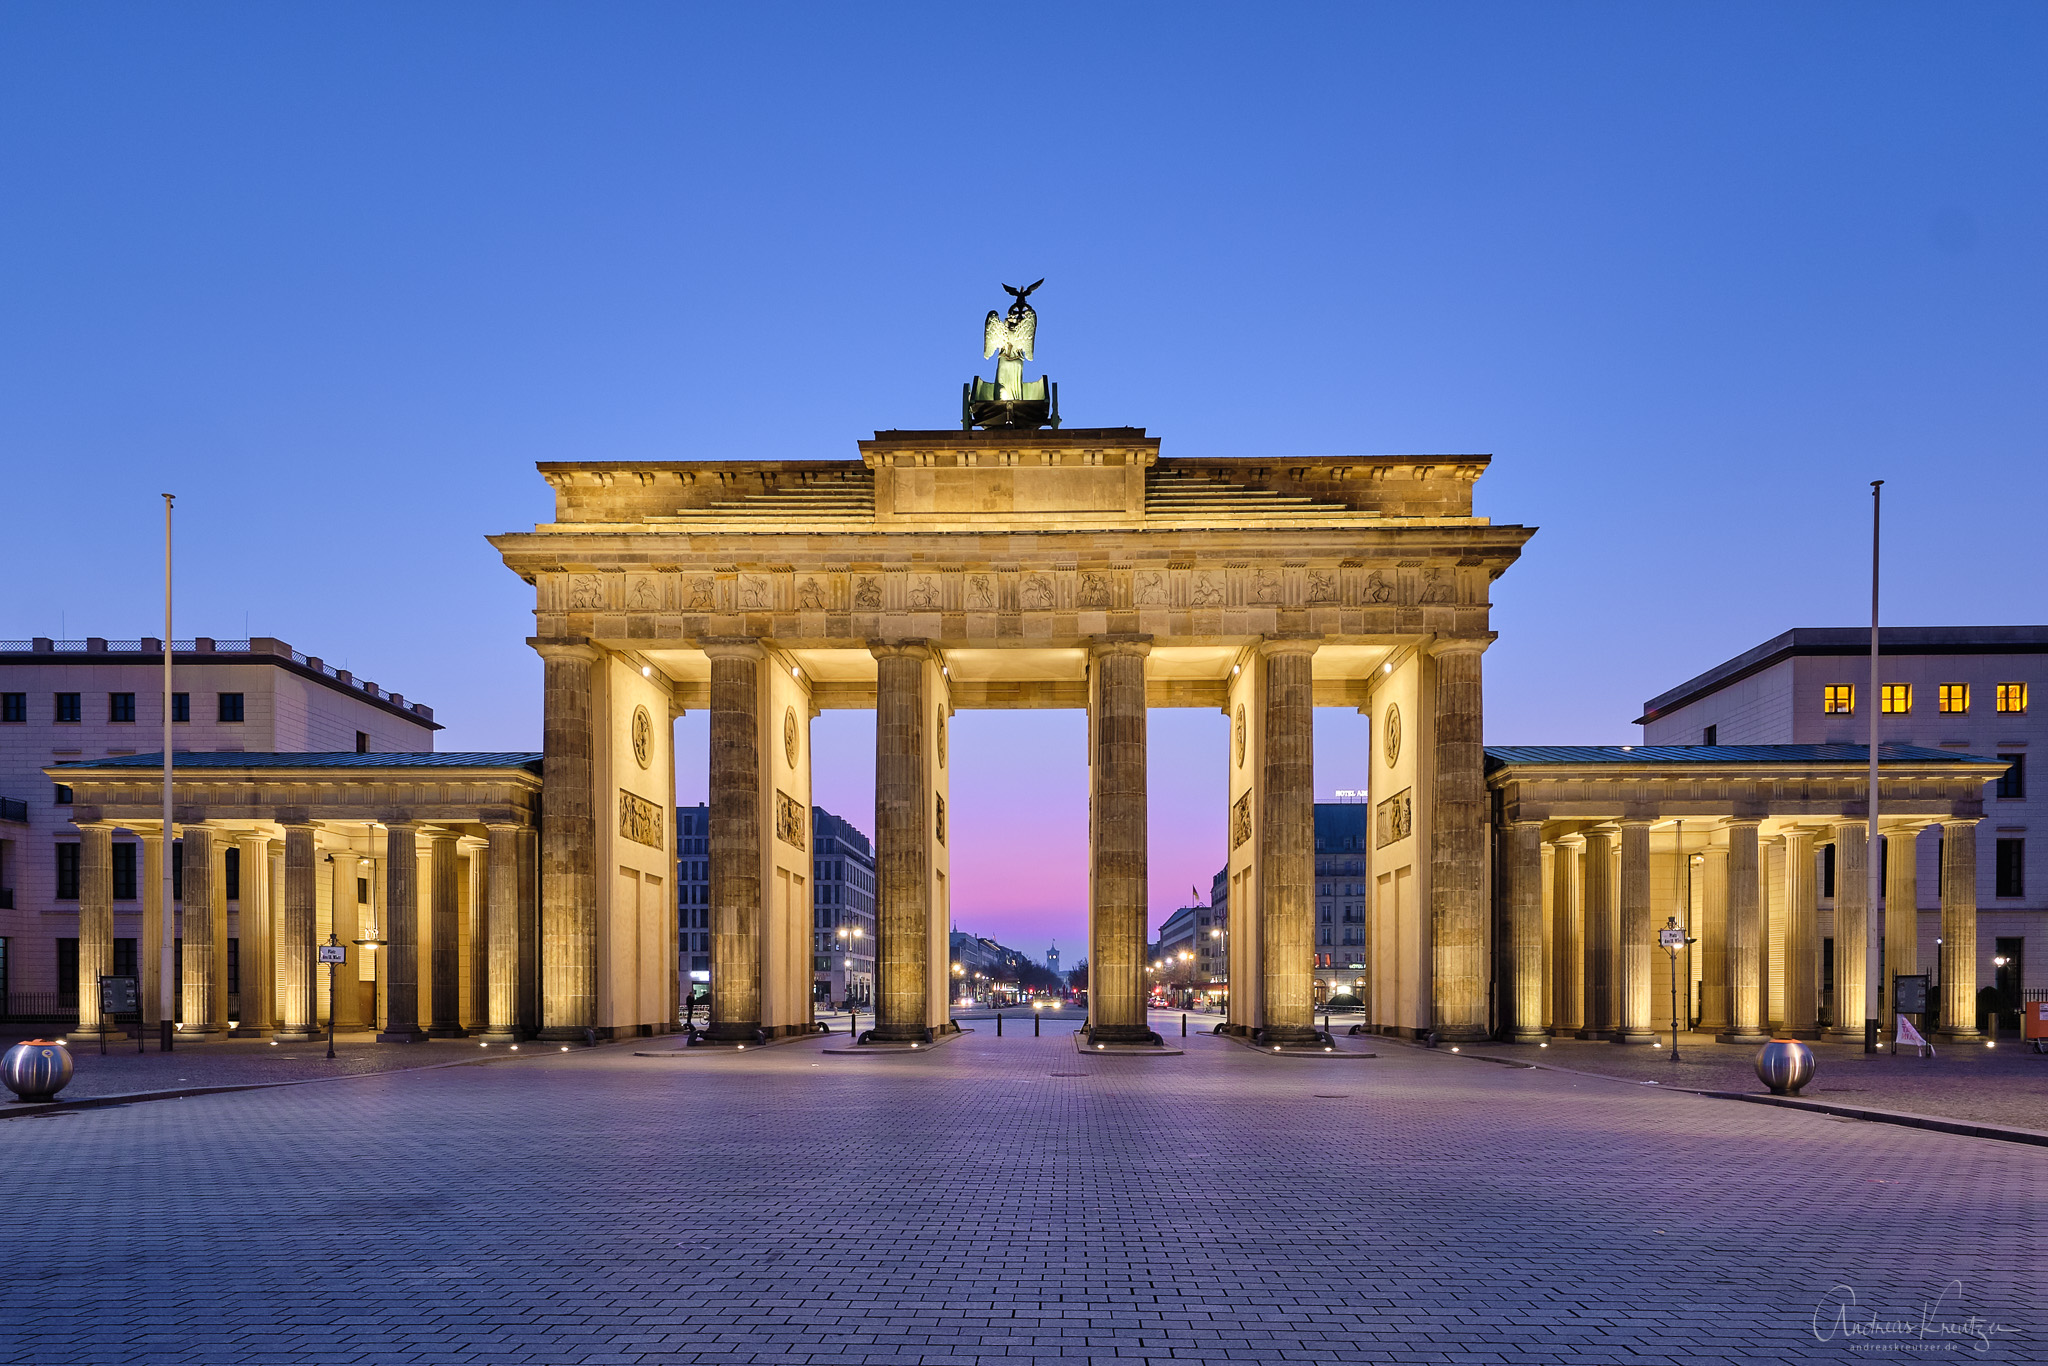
left=490, top=426, right=1532, bottom=1046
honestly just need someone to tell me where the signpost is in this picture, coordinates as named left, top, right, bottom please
left=318, top=936, right=346, bottom=1059
left=1659, top=918, right=1695, bottom=1060
left=98, top=975, right=140, bottom=1055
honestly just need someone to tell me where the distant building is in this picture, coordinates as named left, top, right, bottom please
left=1206, top=866, right=1230, bottom=997
left=676, top=802, right=877, bottom=1008
left=813, top=807, right=876, bottom=1006
left=1639, top=626, right=2043, bottom=1007
left=950, top=930, right=1038, bottom=1003
left=1314, top=802, right=1372, bottom=1004
left=2, top=634, right=438, bottom=1021
left=1153, top=904, right=1201, bottom=1005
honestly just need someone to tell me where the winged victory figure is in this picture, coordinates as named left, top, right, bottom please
left=982, top=278, right=1043, bottom=400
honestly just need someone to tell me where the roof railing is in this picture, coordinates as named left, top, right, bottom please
left=0, top=636, right=433, bottom=721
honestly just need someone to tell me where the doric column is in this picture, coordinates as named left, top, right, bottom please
left=1578, top=827, right=1615, bottom=1039
left=869, top=641, right=931, bottom=1042
left=534, top=638, right=599, bottom=1039
left=1614, top=819, right=1656, bottom=1043
left=1884, top=825, right=1919, bottom=995
left=1503, top=821, right=1546, bottom=1042
left=462, top=835, right=489, bottom=1033
left=705, top=639, right=765, bottom=1042
left=178, top=824, right=220, bottom=1034
left=1781, top=829, right=1820, bottom=1039
left=67, top=821, right=115, bottom=1042
left=482, top=822, right=522, bottom=1043
left=140, top=831, right=165, bottom=1029
left=272, top=822, right=318, bottom=1040
left=517, top=825, right=540, bottom=1037
left=1826, top=822, right=1869, bottom=1042
left=1429, top=639, right=1488, bottom=1042
left=1088, top=637, right=1154, bottom=1045
left=235, top=831, right=273, bottom=1036
left=426, top=830, right=465, bottom=1037
left=328, top=850, right=362, bottom=1031
left=211, top=838, right=230, bottom=1031
left=1717, top=820, right=1767, bottom=1042
left=1258, top=637, right=1318, bottom=1044
left=1936, top=818, right=1982, bottom=1042
left=1697, top=841, right=1731, bottom=1033
left=378, top=820, right=427, bottom=1042
left=1549, top=834, right=1583, bottom=1034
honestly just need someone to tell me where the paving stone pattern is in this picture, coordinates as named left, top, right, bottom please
left=3, top=1015, right=2040, bottom=1364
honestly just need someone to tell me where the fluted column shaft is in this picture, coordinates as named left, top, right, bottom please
left=536, top=639, right=598, bottom=1038
left=1549, top=836, right=1583, bottom=1033
left=870, top=643, right=930, bottom=1042
left=517, top=826, right=540, bottom=1036
left=378, top=821, right=427, bottom=1042
left=272, top=823, right=318, bottom=1039
left=1259, top=639, right=1318, bottom=1043
left=1088, top=638, right=1153, bottom=1044
left=178, top=824, right=219, bottom=1034
left=1937, top=819, right=1982, bottom=1041
left=706, top=641, right=765, bottom=1041
left=427, top=832, right=465, bottom=1037
left=1827, top=824, right=1869, bottom=1041
left=1884, top=826, right=1919, bottom=993
left=68, top=822, right=114, bottom=1042
left=328, top=851, right=362, bottom=1030
left=1579, top=828, right=1615, bottom=1038
left=140, top=833, right=165, bottom=1028
left=1429, top=641, right=1488, bottom=1042
left=1503, top=822, right=1546, bottom=1042
left=211, top=840, right=230, bottom=1031
left=1697, top=844, right=1731, bottom=1032
left=1782, top=830, right=1820, bottom=1038
left=1718, top=820, right=1766, bottom=1042
left=236, top=832, right=273, bottom=1035
left=464, top=838, right=488, bottom=1032
left=483, top=824, right=522, bottom=1042
left=1615, top=820, right=1655, bottom=1043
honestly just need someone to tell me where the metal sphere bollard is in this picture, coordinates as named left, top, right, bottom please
left=1754, top=1038, right=1815, bottom=1096
left=3, top=1039, right=75, bottom=1103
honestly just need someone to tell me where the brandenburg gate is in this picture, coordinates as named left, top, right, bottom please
left=490, top=431, right=1532, bottom=1048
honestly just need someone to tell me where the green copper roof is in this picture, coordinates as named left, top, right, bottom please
left=1485, top=744, right=2005, bottom=771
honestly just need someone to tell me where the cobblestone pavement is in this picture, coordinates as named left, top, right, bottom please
left=0, top=1028, right=567, bottom=1101
left=3, top=1015, right=2040, bottom=1364
left=1464, top=1032, right=2048, bottom=1132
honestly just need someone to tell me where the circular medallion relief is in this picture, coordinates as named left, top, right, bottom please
left=1383, top=702, right=1402, bottom=768
left=631, top=705, right=652, bottom=770
left=783, top=706, right=799, bottom=769
left=937, top=708, right=947, bottom=768
left=1234, top=704, right=1247, bottom=769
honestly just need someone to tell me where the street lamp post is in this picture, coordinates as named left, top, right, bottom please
left=1660, top=916, right=1696, bottom=1060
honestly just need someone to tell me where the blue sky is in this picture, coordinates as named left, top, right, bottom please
left=4, top=3, right=2043, bottom=952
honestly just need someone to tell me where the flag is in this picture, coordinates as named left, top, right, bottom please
left=1896, top=1014, right=1933, bottom=1056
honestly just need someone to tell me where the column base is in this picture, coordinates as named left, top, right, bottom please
left=426, top=1025, right=470, bottom=1039
left=376, top=1026, right=429, bottom=1043
left=175, top=1023, right=222, bottom=1037
left=1936, top=1027, right=1986, bottom=1044
left=1087, top=1024, right=1165, bottom=1047
left=702, top=1022, right=766, bottom=1044
left=1432, top=1026, right=1490, bottom=1044
left=1575, top=1027, right=1615, bottom=1041
left=232, top=1025, right=271, bottom=1038
left=1501, top=1029, right=1551, bottom=1045
left=1774, top=1026, right=1823, bottom=1040
left=1715, top=1030, right=1770, bottom=1044
left=1611, top=1030, right=1658, bottom=1045
left=478, top=1030, right=519, bottom=1045
left=1820, top=1027, right=1868, bottom=1045
left=273, top=1028, right=317, bottom=1042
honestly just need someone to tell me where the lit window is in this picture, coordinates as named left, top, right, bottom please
left=1880, top=684, right=1911, bottom=714
left=1823, top=685, right=1855, bottom=715
left=1996, top=683, right=2028, bottom=714
left=1939, top=683, right=1969, bottom=714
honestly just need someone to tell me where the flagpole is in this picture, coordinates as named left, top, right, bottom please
left=161, top=493, right=176, bottom=1052
left=1866, top=480, right=1883, bottom=1054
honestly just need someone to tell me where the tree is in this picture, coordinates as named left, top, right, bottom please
left=1066, top=960, right=1089, bottom=992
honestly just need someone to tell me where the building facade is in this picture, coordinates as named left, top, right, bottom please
left=813, top=806, right=876, bottom=1007
left=1152, top=903, right=1200, bottom=1005
left=2, top=635, right=438, bottom=1020
left=1314, top=802, right=1371, bottom=1005
left=1639, top=627, right=2043, bottom=1006
left=677, top=803, right=709, bottom=989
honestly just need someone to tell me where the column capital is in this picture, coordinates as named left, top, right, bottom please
left=483, top=819, right=527, bottom=835
left=1088, top=634, right=1153, bottom=659
left=1255, top=634, right=1320, bottom=658
left=1720, top=815, right=1765, bottom=831
left=868, top=638, right=934, bottom=662
left=1941, top=815, right=1980, bottom=832
left=528, top=635, right=602, bottom=663
left=1507, top=818, right=1545, bottom=832
left=1426, top=634, right=1494, bottom=658
left=1554, top=831, right=1586, bottom=849
left=1616, top=816, right=1656, bottom=831
left=379, top=816, right=420, bottom=832
left=69, top=818, right=117, bottom=833
left=700, top=637, right=767, bottom=662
